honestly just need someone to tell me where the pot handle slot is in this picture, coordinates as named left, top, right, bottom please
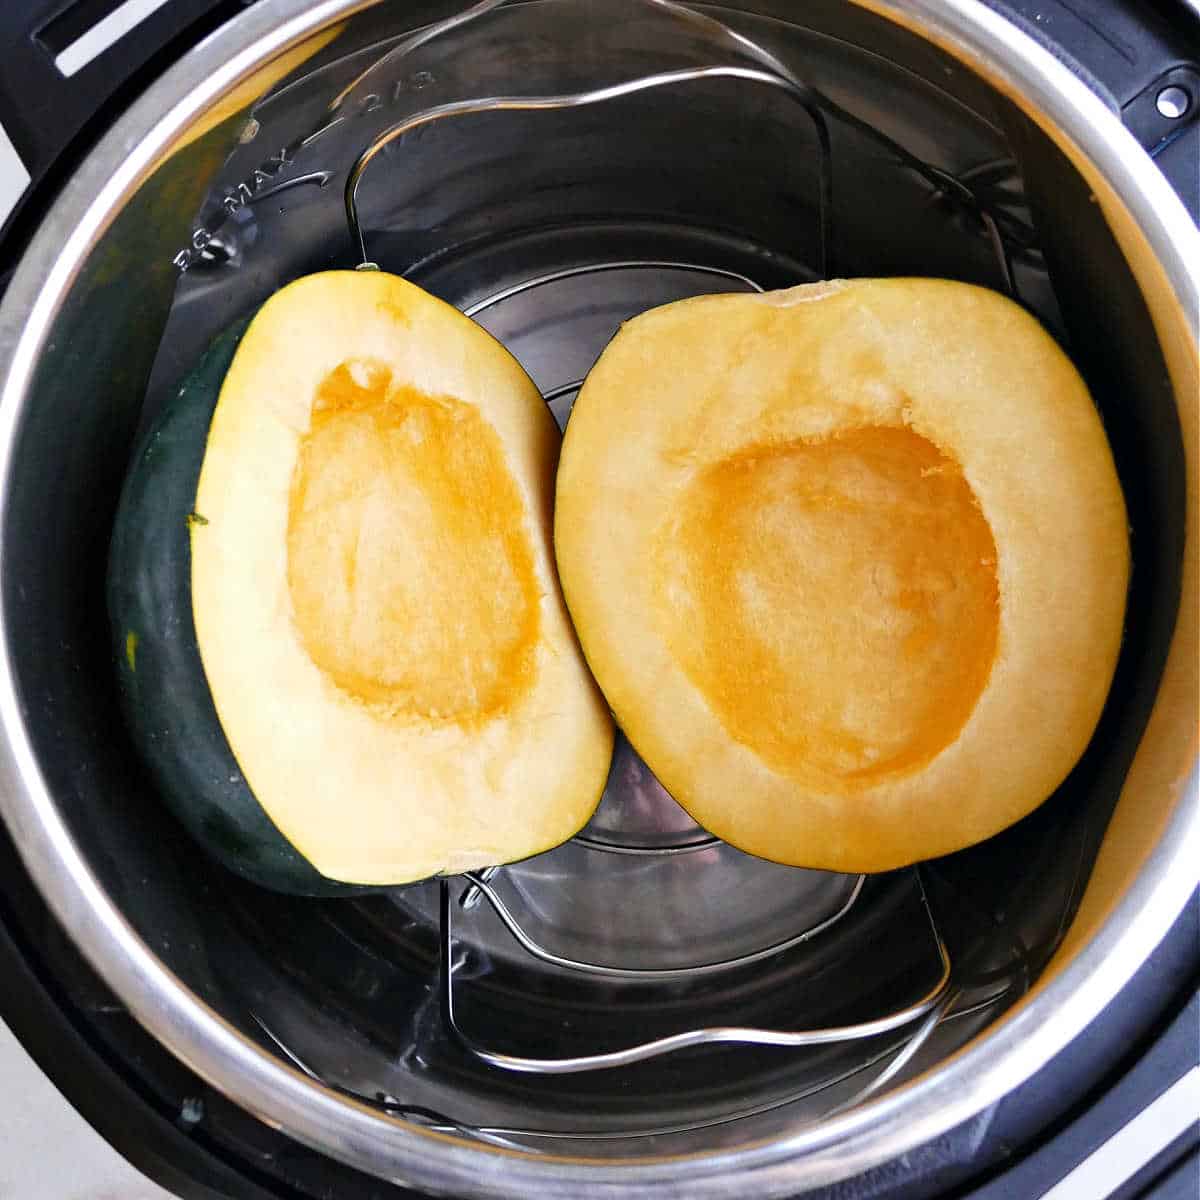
left=0, top=0, right=244, bottom=276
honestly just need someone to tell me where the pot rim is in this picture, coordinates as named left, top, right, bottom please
left=0, top=1, right=1196, bottom=1197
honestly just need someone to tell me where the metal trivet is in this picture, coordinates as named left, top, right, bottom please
left=440, top=870, right=945, bottom=1074
left=251, top=861, right=1019, bottom=1146
left=241, top=0, right=1044, bottom=1140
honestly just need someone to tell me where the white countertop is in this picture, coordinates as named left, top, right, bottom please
left=0, top=1016, right=175, bottom=1199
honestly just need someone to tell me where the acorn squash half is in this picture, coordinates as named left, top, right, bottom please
left=555, top=278, right=1129, bottom=873
left=110, top=270, right=612, bottom=892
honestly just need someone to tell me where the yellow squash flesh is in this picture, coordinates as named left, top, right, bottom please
left=555, top=278, right=1129, bottom=872
left=192, top=270, right=613, bottom=884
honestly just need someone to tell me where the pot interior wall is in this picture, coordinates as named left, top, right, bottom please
left=0, top=0, right=1184, bottom=1165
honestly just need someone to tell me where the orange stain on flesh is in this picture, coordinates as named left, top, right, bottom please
left=656, top=424, right=999, bottom=788
left=287, top=358, right=540, bottom=724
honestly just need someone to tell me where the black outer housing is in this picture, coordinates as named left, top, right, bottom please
left=0, top=1, right=1195, bottom=1197
left=992, top=0, right=1200, bottom=221
left=0, top=0, right=251, bottom=284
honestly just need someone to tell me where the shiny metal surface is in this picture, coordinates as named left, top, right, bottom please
left=0, top=1, right=1195, bottom=1198
left=445, top=870, right=867, bottom=982
left=1156, top=85, right=1191, bottom=120
left=440, top=875, right=949, bottom=1073
left=344, top=64, right=803, bottom=264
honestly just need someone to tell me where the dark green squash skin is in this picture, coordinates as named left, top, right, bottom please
left=107, top=322, right=373, bottom=896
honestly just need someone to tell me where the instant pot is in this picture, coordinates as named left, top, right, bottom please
left=0, top=1, right=1196, bottom=1197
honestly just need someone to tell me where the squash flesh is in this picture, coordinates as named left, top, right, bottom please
left=657, top=424, right=999, bottom=788
left=555, top=278, right=1130, bottom=872
left=287, top=363, right=540, bottom=723
left=192, top=271, right=612, bottom=885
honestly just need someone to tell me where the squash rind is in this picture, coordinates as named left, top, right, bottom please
left=108, top=321, right=358, bottom=895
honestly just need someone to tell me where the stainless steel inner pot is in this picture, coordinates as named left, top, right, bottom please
left=0, top=1, right=1196, bottom=1197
